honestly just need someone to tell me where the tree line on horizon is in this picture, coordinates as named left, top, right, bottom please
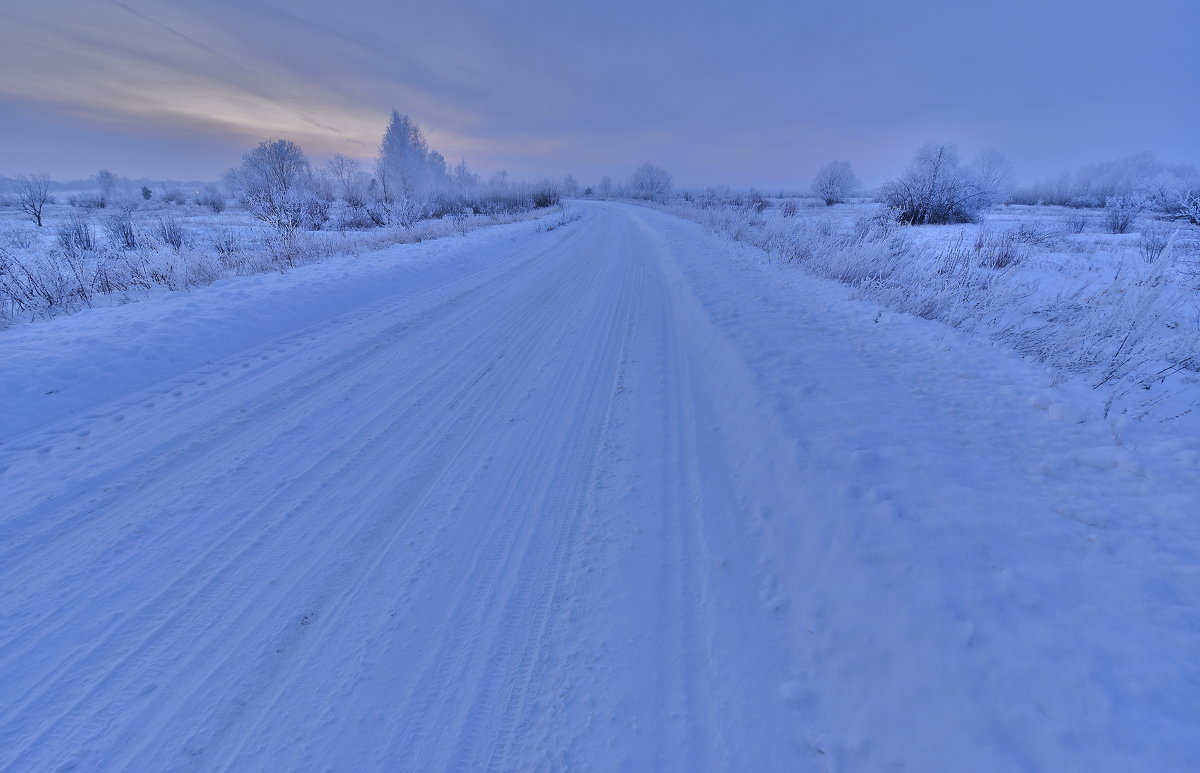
left=2, top=110, right=680, bottom=236
left=5, top=111, right=1199, bottom=231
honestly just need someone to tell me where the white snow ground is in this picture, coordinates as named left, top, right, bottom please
left=1, top=202, right=1197, bottom=771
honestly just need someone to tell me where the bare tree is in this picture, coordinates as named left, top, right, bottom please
left=628, top=163, right=672, bottom=200
left=597, top=176, right=613, bottom=198
left=811, top=161, right=859, bottom=206
left=15, top=173, right=53, bottom=227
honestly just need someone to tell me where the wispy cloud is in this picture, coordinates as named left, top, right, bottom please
left=0, top=0, right=1195, bottom=182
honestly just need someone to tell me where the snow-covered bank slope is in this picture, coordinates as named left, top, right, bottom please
left=630, top=203, right=1200, bottom=771
left=0, top=213, right=561, bottom=440
left=1, top=202, right=1197, bottom=771
left=651, top=197, right=1199, bottom=437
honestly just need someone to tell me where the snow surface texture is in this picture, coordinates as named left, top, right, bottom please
left=1, top=202, right=1197, bottom=771
left=654, top=198, right=1199, bottom=437
left=0, top=198, right=559, bottom=326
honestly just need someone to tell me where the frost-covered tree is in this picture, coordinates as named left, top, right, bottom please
left=1013, top=152, right=1197, bottom=208
left=597, top=176, right=613, bottom=198
left=15, top=173, right=53, bottom=227
left=967, top=148, right=1014, bottom=207
left=195, top=184, right=226, bottom=213
left=1141, top=167, right=1200, bottom=224
left=376, top=111, right=434, bottom=202
left=1178, top=190, right=1200, bottom=226
left=811, top=161, right=859, bottom=206
left=427, top=150, right=448, bottom=193
left=562, top=173, right=579, bottom=197
left=880, top=142, right=987, bottom=224
left=629, top=163, right=672, bottom=200
left=450, top=160, right=479, bottom=195
left=96, top=169, right=118, bottom=205
left=487, top=169, right=509, bottom=192
left=325, top=155, right=360, bottom=199
left=229, top=139, right=323, bottom=233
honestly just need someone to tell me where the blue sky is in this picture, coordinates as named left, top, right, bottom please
left=0, top=0, right=1196, bottom=186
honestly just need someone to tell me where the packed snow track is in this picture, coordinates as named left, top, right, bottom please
left=2, top=202, right=1197, bottom=772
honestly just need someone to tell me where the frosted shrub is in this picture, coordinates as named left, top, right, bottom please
left=746, top=190, right=769, bottom=213
left=194, top=186, right=227, bottom=213
left=973, top=230, right=1028, bottom=269
left=452, top=209, right=471, bottom=236
left=0, top=195, right=558, bottom=325
left=209, top=228, right=250, bottom=271
left=296, top=190, right=331, bottom=230
left=1009, top=222, right=1057, bottom=247
left=1065, top=211, right=1089, bottom=234
left=68, top=193, right=106, bottom=211
left=0, top=223, right=37, bottom=250
left=388, top=197, right=427, bottom=229
left=185, top=252, right=224, bottom=287
left=56, top=215, right=97, bottom=254
left=628, top=163, right=672, bottom=201
left=812, top=161, right=859, bottom=206
left=156, top=216, right=187, bottom=252
left=0, top=249, right=76, bottom=319
left=880, top=143, right=987, bottom=225
left=1104, top=196, right=1142, bottom=234
left=532, top=187, right=562, bottom=208
left=327, top=200, right=376, bottom=231
left=1138, top=228, right=1171, bottom=264
left=103, top=212, right=138, bottom=250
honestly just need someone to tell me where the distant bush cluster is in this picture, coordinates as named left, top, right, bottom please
left=878, top=144, right=1014, bottom=225
left=1009, top=152, right=1198, bottom=213
left=220, top=114, right=567, bottom=252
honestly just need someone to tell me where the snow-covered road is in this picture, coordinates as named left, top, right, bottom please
left=2, top=203, right=1198, bottom=771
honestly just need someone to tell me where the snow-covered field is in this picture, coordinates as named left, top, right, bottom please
left=0, top=197, right=565, bottom=326
left=1, top=201, right=1197, bottom=771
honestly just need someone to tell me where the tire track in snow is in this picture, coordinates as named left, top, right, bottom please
left=1, top=204, right=809, bottom=772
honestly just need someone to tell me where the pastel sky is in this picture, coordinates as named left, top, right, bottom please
left=1, top=0, right=1196, bottom=187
